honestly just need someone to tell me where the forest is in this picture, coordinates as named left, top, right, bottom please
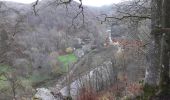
left=0, top=0, right=170, bottom=100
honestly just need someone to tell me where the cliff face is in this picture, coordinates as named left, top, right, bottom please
left=34, top=45, right=147, bottom=100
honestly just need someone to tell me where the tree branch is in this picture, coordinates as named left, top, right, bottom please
left=100, top=14, right=151, bottom=24
left=32, top=0, right=39, bottom=15
left=151, top=28, right=170, bottom=35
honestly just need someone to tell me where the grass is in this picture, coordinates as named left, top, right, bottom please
left=0, top=54, right=77, bottom=89
left=28, top=74, right=51, bottom=87
left=57, top=53, right=77, bottom=72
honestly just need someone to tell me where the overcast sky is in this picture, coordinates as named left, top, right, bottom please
left=74, top=0, right=128, bottom=7
left=1, top=0, right=128, bottom=7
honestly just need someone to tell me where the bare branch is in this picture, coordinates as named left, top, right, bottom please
left=33, top=0, right=85, bottom=29
left=151, top=28, right=170, bottom=35
left=32, top=0, right=39, bottom=15
left=99, top=14, right=151, bottom=24
left=59, top=0, right=72, bottom=4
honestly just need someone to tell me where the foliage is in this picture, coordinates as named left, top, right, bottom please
left=0, top=64, right=28, bottom=100
left=65, top=47, right=73, bottom=53
left=136, top=84, right=159, bottom=100
left=0, top=64, right=11, bottom=73
left=78, top=87, right=97, bottom=100
left=0, top=75, right=9, bottom=90
left=0, top=64, right=11, bottom=90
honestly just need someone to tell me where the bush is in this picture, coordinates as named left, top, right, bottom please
left=65, top=47, right=73, bottom=54
left=78, top=87, right=97, bottom=100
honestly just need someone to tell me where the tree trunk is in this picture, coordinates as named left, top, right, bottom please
left=144, top=0, right=170, bottom=96
left=144, top=0, right=162, bottom=86
left=159, top=0, right=170, bottom=94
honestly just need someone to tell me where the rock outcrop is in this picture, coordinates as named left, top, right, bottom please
left=34, top=88, right=57, bottom=100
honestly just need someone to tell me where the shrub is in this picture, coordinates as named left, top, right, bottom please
left=65, top=47, right=73, bottom=54
left=78, top=87, right=97, bottom=100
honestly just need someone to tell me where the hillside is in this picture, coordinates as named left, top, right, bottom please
left=0, top=0, right=111, bottom=99
left=0, top=0, right=156, bottom=100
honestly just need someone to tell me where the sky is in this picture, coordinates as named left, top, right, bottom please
left=0, top=0, right=127, bottom=7
left=74, top=0, right=127, bottom=7
left=1, top=0, right=39, bottom=4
